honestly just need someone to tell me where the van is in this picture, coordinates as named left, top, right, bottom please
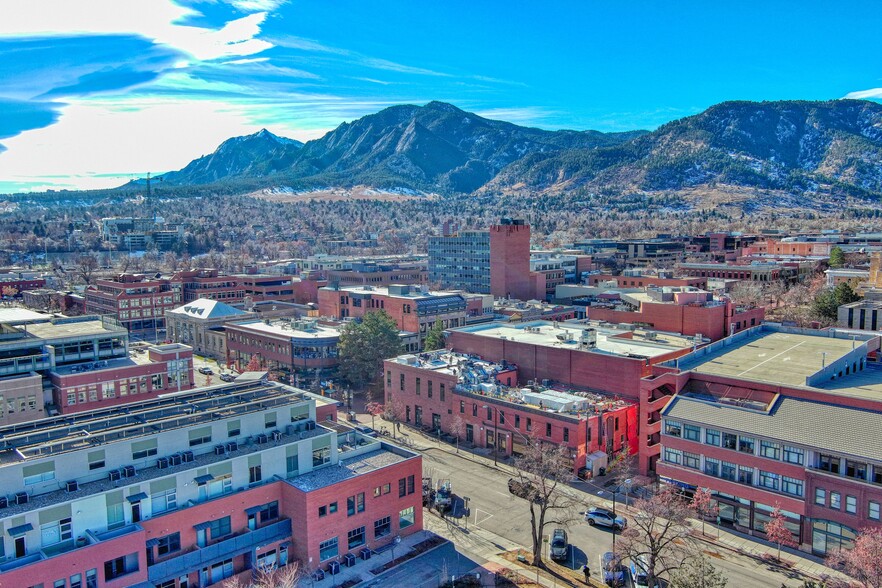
left=549, top=528, right=568, bottom=561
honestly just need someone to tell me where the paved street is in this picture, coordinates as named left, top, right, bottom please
left=372, top=419, right=835, bottom=588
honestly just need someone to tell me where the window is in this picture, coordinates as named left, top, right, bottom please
left=329, top=502, right=338, bottom=514
left=208, top=516, right=232, bottom=541
left=870, top=501, right=880, bottom=520
left=264, top=412, right=277, bottom=429
left=427, top=381, right=432, bottom=398
left=759, top=471, right=780, bottom=491
left=259, top=501, right=279, bottom=523
left=373, top=485, right=382, bottom=498
left=526, top=417, right=532, bottom=432
left=348, top=526, right=366, bottom=549
left=318, top=505, right=327, bottom=518
left=846, top=495, right=857, bottom=514
left=563, top=428, right=569, bottom=442
left=515, top=414, right=521, bottom=429
left=815, top=488, right=826, bottom=505
left=472, top=404, right=478, bottom=417
left=319, top=537, right=338, bottom=561
left=415, top=378, right=421, bottom=395
left=830, top=492, right=842, bottom=509
left=440, top=384, right=445, bottom=401
left=846, top=461, right=867, bottom=481
left=704, top=457, right=720, bottom=477
left=782, top=476, right=803, bottom=497
left=407, top=475, right=415, bottom=495
left=783, top=446, right=804, bottom=465
left=152, top=488, right=177, bottom=514
left=71, top=573, right=82, bottom=588
left=705, top=429, right=720, bottom=446
left=722, top=432, right=737, bottom=450
left=23, top=462, right=55, bottom=486
left=374, top=516, right=391, bottom=538
left=683, top=424, right=700, bottom=442
left=188, top=427, right=212, bottom=447
left=286, top=454, right=299, bottom=476
left=399, top=478, right=407, bottom=497
left=399, top=506, right=415, bottom=529
left=738, top=466, right=753, bottom=485
left=663, top=447, right=682, bottom=464
left=156, top=532, right=181, bottom=557
left=499, top=411, right=505, bottom=425
left=88, top=451, right=105, bottom=471
left=399, top=374, right=405, bottom=392
left=386, top=371, right=391, bottom=387
left=459, top=400, right=464, bottom=414
left=312, top=445, right=331, bottom=467
left=819, top=454, right=840, bottom=474
left=683, top=452, right=700, bottom=469
left=760, top=440, right=780, bottom=460
left=664, top=421, right=682, bottom=437
left=382, top=483, right=390, bottom=495
left=738, top=436, right=755, bottom=454
left=41, top=517, right=72, bottom=546
left=720, top=461, right=736, bottom=482
left=104, top=553, right=138, bottom=581
left=347, top=492, right=365, bottom=516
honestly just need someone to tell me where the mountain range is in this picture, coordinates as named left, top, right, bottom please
left=155, top=99, right=882, bottom=200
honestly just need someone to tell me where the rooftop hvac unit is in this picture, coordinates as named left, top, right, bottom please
left=271, top=430, right=282, bottom=441
left=65, top=480, right=79, bottom=493
left=360, top=548, right=372, bottom=560
left=327, top=561, right=340, bottom=574
left=108, top=470, right=121, bottom=482
left=305, top=420, right=316, bottom=431
left=225, top=441, right=238, bottom=452
left=214, top=444, right=227, bottom=455
left=181, top=450, right=194, bottom=462
left=343, top=553, right=357, bottom=567
left=0, top=496, right=8, bottom=509
left=156, top=457, right=170, bottom=469
left=286, top=424, right=298, bottom=435
left=15, top=492, right=28, bottom=505
left=123, top=465, right=136, bottom=477
left=169, top=454, right=182, bottom=466
left=256, top=433, right=268, bottom=444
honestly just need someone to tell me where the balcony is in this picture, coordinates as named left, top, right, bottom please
left=0, top=523, right=143, bottom=573
left=147, top=518, right=291, bottom=584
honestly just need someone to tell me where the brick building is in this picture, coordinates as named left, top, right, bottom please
left=490, top=219, right=533, bottom=301
left=318, top=284, right=467, bottom=349
left=747, top=237, right=836, bottom=257
left=588, top=271, right=706, bottom=290
left=166, top=298, right=254, bottom=360
left=579, top=286, right=765, bottom=341
left=384, top=350, right=636, bottom=475
left=678, top=262, right=783, bottom=283
left=85, top=274, right=183, bottom=336
left=445, top=320, right=699, bottom=400
left=226, top=318, right=344, bottom=378
left=0, top=380, right=422, bottom=587
left=642, top=325, right=882, bottom=555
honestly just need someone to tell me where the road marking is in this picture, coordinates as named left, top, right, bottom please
left=473, top=508, right=494, bottom=527
left=737, top=341, right=805, bottom=377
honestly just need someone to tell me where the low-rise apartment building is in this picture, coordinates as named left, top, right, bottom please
left=384, top=350, right=635, bottom=475
left=642, top=325, right=882, bottom=555
left=0, top=380, right=422, bottom=587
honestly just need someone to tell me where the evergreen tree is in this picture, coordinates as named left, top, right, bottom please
left=423, top=319, right=446, bottom=351
left=829, top=246, right=846, bottom=268
left=338, top=311, right=402, bottom=390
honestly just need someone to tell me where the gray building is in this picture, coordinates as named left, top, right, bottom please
left=427, top=230, right=490, bottom=293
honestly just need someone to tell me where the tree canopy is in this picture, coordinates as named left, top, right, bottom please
left=338, top=311, right=402, bottom=389
left=423, top=319, right=446, bottom=351
left=812, top=282, right=860, bottom=322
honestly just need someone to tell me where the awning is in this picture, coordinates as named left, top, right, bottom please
left=193, top=521, right=212, bottom=531
left=194, top=474, right=214, bottom=485
left=145, top=538, right=161, bottom=548
left=7, top=523, right=33, bottom=536
left=127, top=492, right=148, bottom=503
left=245, top=505, right=262, bottom=515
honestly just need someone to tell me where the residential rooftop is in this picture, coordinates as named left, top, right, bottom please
left=453, top=320, right=700, bottom=359
left=287, top=447, right=412, bottom=492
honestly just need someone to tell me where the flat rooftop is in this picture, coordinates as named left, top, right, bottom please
left=454, top=320, right=697, bottom=359
left=671, top=326, right=882, bottom=400
left=230, top=319, right=342, bottom=339
left=25, top=317, right=127, bottom=340
left=287, top=447, right=411, bottom=492
left=328, top=285, right=462, bottom=299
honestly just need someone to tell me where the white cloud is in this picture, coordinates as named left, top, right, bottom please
left=227, top=0, right=288, bottom=11
left=474, top=107, right=555, bottom=126
left=844, top=88, right=882, bottom=100
left=0, top=0, right=273, bottom=62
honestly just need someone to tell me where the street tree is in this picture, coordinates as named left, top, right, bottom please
left=424, top=318, right=445, bottom=351
left=668, top=555, right=727, bottom=588
left=826, top=526, right=882, bottom=588
left=764, top=505, right=795, bottom=561
left=510, top=439, right=581, bottom=569
left=338, top=311, right=402, bottom=390
left=829, top=246, right=846, bottom=268
left=449, top=414, right=465, bottom=453
left=223, top=561, right=301, bottom=588
left=614, top=484, right=696, bottom=587
left=729, top=281, right=764, bottom=308
left=383, top=397, right=405, bottom=439
left=690, top=487, right=718, bottom=536
left=365, top=401, right=384, bottom=430
left=605, top=443, right=638, bottom=506
left=245, top=355, right=263, bottom=372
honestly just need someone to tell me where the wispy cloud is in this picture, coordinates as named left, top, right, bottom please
left=844, top=88, right=882, bottom=100
left=353, top=77, right=393, bottom=86
left=474, top=106, right=558, bottom=126
left=227, top=0, right=288, bottom=11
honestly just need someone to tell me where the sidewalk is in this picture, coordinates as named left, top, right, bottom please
left=360, top=411, right=846, bottom=584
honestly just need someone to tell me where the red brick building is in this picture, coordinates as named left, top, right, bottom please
left=384, top=350, right=636, bottom=475
left=580, top=287, right=765, bottom=341
left=226, top=318, right=343, bottom=378
left=643, top=325, right=882, bottom=555
left=49, top=343, right=194, bottom=414
left=588, top=273, right=707, bottom=289
left=490, top=219, right=533, bottom=301
left=318, top=284, right=467, bottom=348
left=85, top=274, right=183, bottom=335
left=446, top=320, right=698, bottom=400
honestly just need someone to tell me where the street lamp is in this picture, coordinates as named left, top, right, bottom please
left=598, top=489, right=618, bottom=551
left=481, top=404, right=499, bottom=465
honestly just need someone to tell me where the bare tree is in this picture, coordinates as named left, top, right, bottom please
left=605, top=443, right=638, bottom=506
left=223, top=561, right=301, bottom=588
left=728, top=281, right=764, bottom=308
left=76, top=253, right=99, bottom=285
left=383, top=397, right=404, bottom=439
left=668, top=554, right=727, bottom=588
left=449, top=415, right=465, bottom=453
left=614, top=484, right=696, bottom=586
left=511, top=440, right=582, bottom=569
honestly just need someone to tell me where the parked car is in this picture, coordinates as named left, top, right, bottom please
left=549, top=528, right=568, bottom=561
left=354, top=426, right=378, bottom=438
left=219, top=373, right=236, bottom=382
left=585, top=507, right=627, bottom=530
left=601, top=552, right=627, bottom=586
left=630, top=556, right=662, bottom=587
left=508, top=478, right=541, bottom=502
left=198, top=367, right=214, bottom=375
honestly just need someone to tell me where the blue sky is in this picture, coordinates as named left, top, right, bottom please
left=1, top=0, right=880, bottom=192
